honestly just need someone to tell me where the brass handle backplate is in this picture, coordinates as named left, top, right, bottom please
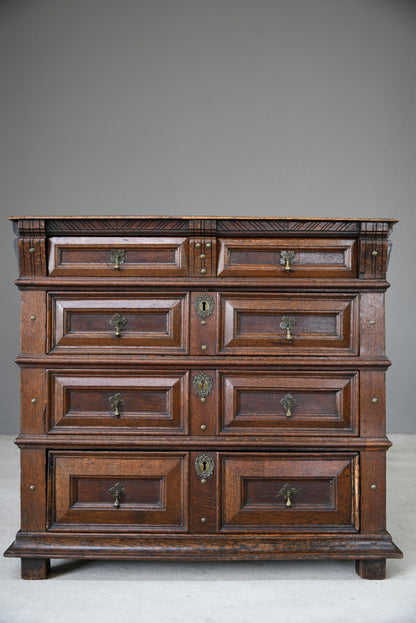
left=109, top=482, right=126, bottom=508
left=278, top=483, right=298, bottom=507
left=195, top=454, right=215, bottom=482
left=280, top=393, right=297, bottom=418
left=193, top=373, right=214, bottom=402
left=280, top=316, right=297, bottom=341
left=193, top=294, right=215, bottom=319
left=280, top=250, right=295, bottom=272
left=110, top=249, right=125, bottom=270
left=108, top=393, right=125, bottom=417
left=109, top=313, right=127, bottom=337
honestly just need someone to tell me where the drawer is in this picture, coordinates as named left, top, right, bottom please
left=221, top=453, right=358, bottom=532
left=49, top=371, right=189, bottom=434
left=49, top=293, right=189, bottom=354
left=219, top=293, right=358, bottom=356
left=220, top=371, right=358, bottom=435
left=217, top=238, right=357, bottom=278
left=48, top=237, right=188, bottom=276
left=50, top=452, right=188, bottom=531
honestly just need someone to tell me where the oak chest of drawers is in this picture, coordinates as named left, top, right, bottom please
left=5, top=216, right=402, bottom=579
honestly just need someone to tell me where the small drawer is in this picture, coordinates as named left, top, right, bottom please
left=219, top=293, right=358, bottom=356
left=49, top=371, right=189, bottom=434
left=49, top=451, right=188, bottom=531
left=49, top=292, right=189, bottom=354
left=217, top=238, right=357, bottom=278
left=221, top=453, right=359, bottom=532
left=220, top=371, right=358, bottom=435
left=48, top=237, right=189, bottom=277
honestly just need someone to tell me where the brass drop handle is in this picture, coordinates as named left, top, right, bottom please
left=278, top=483, right=298, bottom=508
left=110, top=249, right=125, bottom=270
left=280, top=316, right=296, bottom=342
left=109, top=313, right=127, bottom=337
left=109, top=482, right=126, bottom=508
left=108, top=393, right=125, bottom=417
left=280, top=393, right=297, bottom=418
left=280, top=251, right=295, bottom=272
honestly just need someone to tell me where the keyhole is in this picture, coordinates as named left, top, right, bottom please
left=200, top=301, right=207, bottom=312
left=201, top=461, right=207, bottom=472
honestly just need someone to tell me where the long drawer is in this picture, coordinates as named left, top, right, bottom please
left=48, top=451, right=358, bottom=534
left=48, top=291, right=358, bottom=356
left=44, top=369, right=358, bottom=436
left=48, top=236, right=358, bottom=279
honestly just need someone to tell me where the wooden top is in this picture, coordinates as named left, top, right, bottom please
left=11, top=215, right=397, bottom=239
left=9, top=215, right=398, bottom=222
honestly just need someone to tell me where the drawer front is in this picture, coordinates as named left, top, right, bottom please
left=50, top=452, right=188, bottom=531
left=218, top=238, right=357, bottom=278
left=49, top=371, right=189, bottom=434
left=48, top=237, right=188, bottom=276
left=221, top=453, right=358, bottom=532
left=220, top=372, right=358, bottom=435
left=219, top=294, right=358, bottom=355
left=49, top=293, right=189, bottom=353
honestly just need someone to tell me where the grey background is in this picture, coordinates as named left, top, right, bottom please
left=0, top=0, right=415, bottom=434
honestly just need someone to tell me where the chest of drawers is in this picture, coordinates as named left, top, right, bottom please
left=5, top=216, right=402, bottom=579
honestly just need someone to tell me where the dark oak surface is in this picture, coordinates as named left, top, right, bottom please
left=5, top=216, right=402, bottom=579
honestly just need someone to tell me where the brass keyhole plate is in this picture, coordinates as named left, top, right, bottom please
left=193, top=373, right=214, bottom=399
left=193, top=294, right=215, bottom=319
left=194, top=454, right=215, bottom=480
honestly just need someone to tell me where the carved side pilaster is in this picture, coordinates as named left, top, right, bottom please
left=15, top=219, right=47, bottom=277
left=358, top=221, right=394, bottom=279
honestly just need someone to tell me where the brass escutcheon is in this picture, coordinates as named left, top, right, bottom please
left=193, top=372, right=214, bottom=401
left=193, top=294, right=215, bottom=319
left=195, top=454, right=215, bottom=481
left=110, top=249, right=125, bottom=270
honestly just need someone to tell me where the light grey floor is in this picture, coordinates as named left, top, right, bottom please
left=1, top=434, right=415, bottom=623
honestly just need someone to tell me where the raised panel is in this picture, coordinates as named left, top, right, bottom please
left=221, top=372, right=358, bottom=435
left=49, top=371, right=189, bottom=434
left=51, top=452, right=188, bottom=531
left=219, top=294, right=358, bottom=355
left=221, top=453, right=358, bottom=532
left=217, top=238, right=357, bottom=278
left=48, top=237, right=188, bottom=276
left=49, top=293, right=189, bottom=354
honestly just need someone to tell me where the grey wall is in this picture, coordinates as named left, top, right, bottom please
left=0, top=0, right=415, bottom=433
